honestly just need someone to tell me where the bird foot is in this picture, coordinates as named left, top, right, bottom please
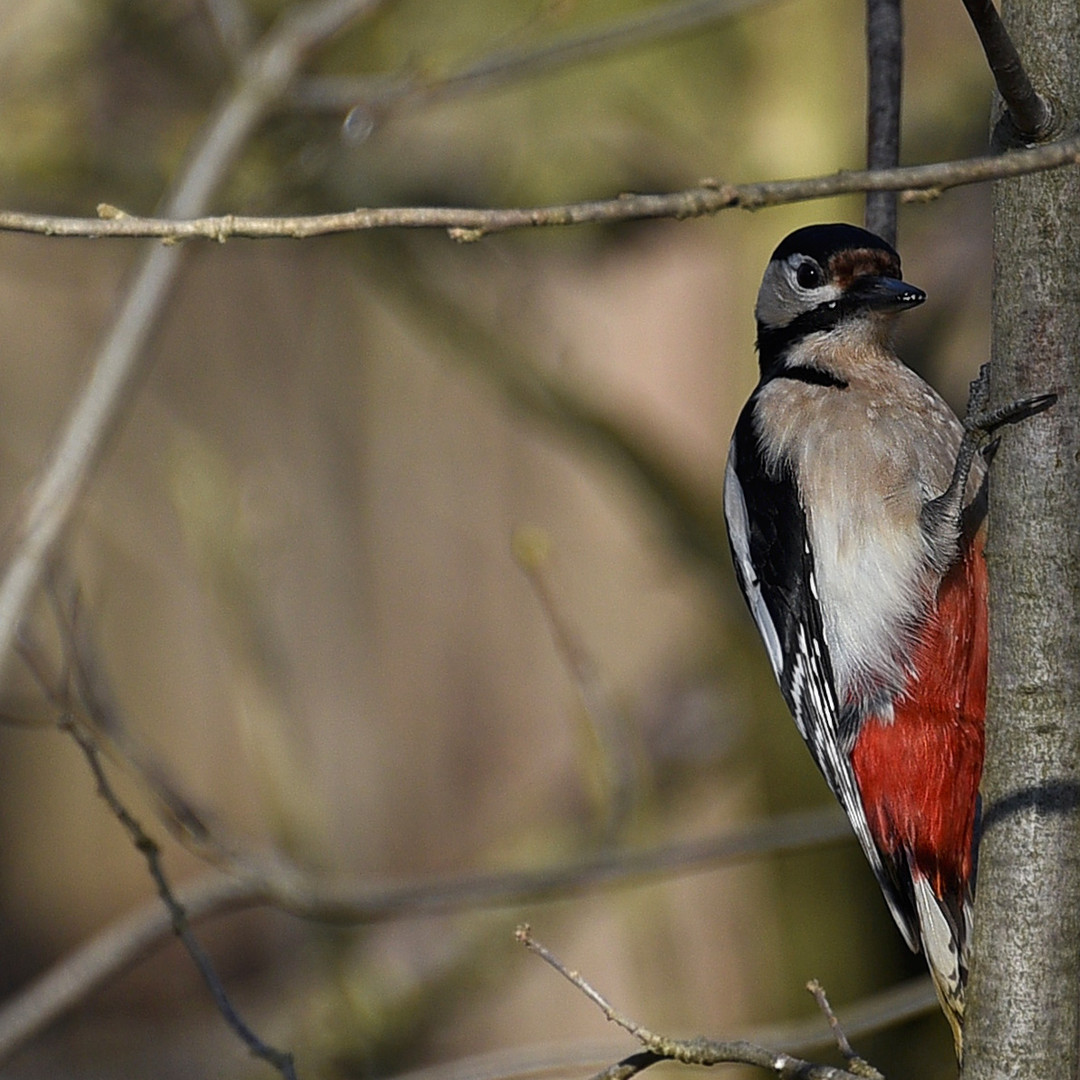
left=961, top=362, right=1057, bottom=451
left=922, top=364, right=1056, bottom=572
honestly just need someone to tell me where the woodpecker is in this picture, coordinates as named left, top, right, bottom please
left=723, top=223, right=1053, bottom=1056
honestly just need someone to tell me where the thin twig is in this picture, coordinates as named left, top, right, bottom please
left=807, top=981, right=858, bottom=1061
left=864, top=0, right=902, bottom=245
left=316, top=0, right=775, bottom=129
left=0, top=805, right=851, bottom=1064
left=219, top=805, right=855, bottom=926
left=512, top=528, right=638, bottom=838
left=516, top=926, right=876, bottom=1080
left=1, top=134, right=1078, bottom=243
left=15, top=620, right=300, bottom=1079
left=961, top=0, right=1055, bottom=142
left=63, top=720, right=299, bottom=1080
left=807, top=981, right=883, bottom=1080
left=0, top=871, right=267, bottom=1066
left=313, top=977, right=940, bottom=1080
left=57, top=580, right=221, bottom=851
left=0, top=0, right=390, bottom=690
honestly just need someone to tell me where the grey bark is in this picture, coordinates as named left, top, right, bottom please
left=865, top=0, right=902, bottom=245
left=962, top=0, right=1080, bottom=1076
left=961, top=0, right=1054, bottom=140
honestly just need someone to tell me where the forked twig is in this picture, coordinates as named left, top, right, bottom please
left=516, top=926, right=879, bottom=1080
left=64, top=721, right=299, bottom=1080
left=807, top=981, right=883, bottom=1080
left=17, top=617, right=299, bottom=1080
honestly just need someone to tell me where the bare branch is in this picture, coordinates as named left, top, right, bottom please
left=864, top=0, right=903, bottom=244
left=0, top=574, right=850, bottom=1062
left=516, top=926, right=876, bottom=1080
left=0, top=0, right=391, bottom=689
left=961, top=0, right=1056, bottom=142
left=62, top=718, right=298, bottom=1080
left=17, top=615, right=298, bottom=1079
left=295, top=0, right=774, bottom=129
left=2, top=135, right=1078, bottom=244
left=0, top=872, right=262, bottom=1066
left=0, top=805, right=851, bottom=1064
left=342, top=977, right=940, bottom=1080
left=236, top=804, right=854, bottom=924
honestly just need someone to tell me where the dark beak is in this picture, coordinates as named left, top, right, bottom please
left=850, top=275, right=926, bottom=311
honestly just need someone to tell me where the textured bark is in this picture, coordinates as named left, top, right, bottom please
left=962, top=0, right=1080, bottom=1076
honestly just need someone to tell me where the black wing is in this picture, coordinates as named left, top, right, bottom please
left=723, top=393, right=919, bottom=951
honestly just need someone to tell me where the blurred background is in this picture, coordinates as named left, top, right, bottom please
left=0, top=0, right=997, bottom=1076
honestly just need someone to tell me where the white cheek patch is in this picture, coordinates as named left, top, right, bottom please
left=754, top=260, right=844, bottom=329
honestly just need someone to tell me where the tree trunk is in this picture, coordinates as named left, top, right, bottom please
left=962, top=1, right=1080, bottom=1076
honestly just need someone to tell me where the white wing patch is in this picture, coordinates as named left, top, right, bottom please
left=725, top=424, right=919, bottom=953
left=724, top=454, right=783, bottom=677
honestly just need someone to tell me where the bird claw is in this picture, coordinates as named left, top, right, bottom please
left=922, top=364, right=1057, bottom=572
left=961, top=362, right=1056, bottom=446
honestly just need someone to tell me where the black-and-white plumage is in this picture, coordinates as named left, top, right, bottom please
left=725, top=383, right=919, bottom=950
left=724, top=222, right=1055, bottom=1059
left=723, top=223, right=987, bottom=1055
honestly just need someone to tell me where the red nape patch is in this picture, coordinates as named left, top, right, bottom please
left=828, top=248, right=902, bottom=289
left=851, top=531, right=988, bottom=900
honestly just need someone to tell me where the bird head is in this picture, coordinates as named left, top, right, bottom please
left=754, top=223, right=926, bottom=366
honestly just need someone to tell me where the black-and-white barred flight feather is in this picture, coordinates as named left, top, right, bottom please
left=724, top=403, right=920, bottom=952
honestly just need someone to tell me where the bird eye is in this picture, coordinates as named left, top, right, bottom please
left=796, top=261, right=825, bottom=289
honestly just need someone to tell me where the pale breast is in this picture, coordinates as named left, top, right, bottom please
left=753, top=355, right=977, bottom=704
